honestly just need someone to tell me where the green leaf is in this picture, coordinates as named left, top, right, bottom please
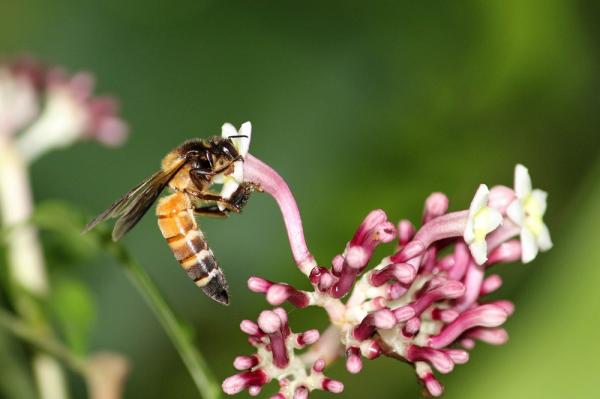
left=32, top=200, right=102, bottom=265
left=49, top=276, right=96, bottom=355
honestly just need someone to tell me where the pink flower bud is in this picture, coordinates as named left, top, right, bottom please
left=480, top=274, right=503, bottom=295
left=345, top=347, right=362, bottom=374
left=428, top=305, right=508, bottom=349
left=267, top=284, right=310, bottom=308
left=370, top=263, right=416, bottom=286
left=222, top=370, right=269, bottom=395
left=398, top=219, right=415, bottom=245
left=423, top=192, right=449, bottom=223
left=233, top=355, right=259, bottom=370
left=248, top=277, right=272, bottom=293
left=322, top=378, right=344, bottom=393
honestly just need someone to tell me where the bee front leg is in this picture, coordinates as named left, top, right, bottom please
left=188, top=182, right=257, bottom=214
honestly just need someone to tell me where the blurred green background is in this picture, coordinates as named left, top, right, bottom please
left=1, top=0, right=599, bottom=398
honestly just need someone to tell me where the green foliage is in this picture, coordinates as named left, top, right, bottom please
left=48, top=275, right=95, bottom=355
left=33, top=200, right=101, bottom=267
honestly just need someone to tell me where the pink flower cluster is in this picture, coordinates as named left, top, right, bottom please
left=223, top=156, right=551, bottom=398
left=0, top=56, right=127, bottom=160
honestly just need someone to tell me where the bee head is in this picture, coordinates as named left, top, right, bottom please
left=180, top=136, right=243, bottom=177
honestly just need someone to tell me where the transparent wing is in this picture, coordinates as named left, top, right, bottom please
left=83, top=159, right=185, bottom=241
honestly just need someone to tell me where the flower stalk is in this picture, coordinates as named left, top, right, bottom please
left=102, top=239, right=221, bottom=399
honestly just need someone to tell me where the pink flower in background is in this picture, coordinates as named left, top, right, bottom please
left=223, top=153, right=551, bottom=398
left=0, top=56, right=128, bottom=161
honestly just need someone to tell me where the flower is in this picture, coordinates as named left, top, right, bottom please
left=215, top=121, right=252, bottom=205
left=17, top=69, right=127, bottom=161
left=463, top=184, right=503, bottom=265
left=506, top=164, right=552, bottom=263
left=222, top=308, right=343, bottom=398
left=0, top=67, right=38, bottom=137
left=225, top=162, right=549, bottom=398
left=0, top=57, right=128, bottom=161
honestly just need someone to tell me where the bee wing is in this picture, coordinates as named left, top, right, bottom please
left=83, top=159, right=185, bottom=241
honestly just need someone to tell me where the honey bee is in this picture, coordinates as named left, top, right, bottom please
left=83, top=136, right=255, bottom=305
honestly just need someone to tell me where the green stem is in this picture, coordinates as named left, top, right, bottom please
left=0, top=307, right=88, bottom=375
left=103, top=240, right=221, bottom=399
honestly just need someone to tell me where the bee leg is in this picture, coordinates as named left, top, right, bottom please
left=194, top=204, right=228, bottom=218
left=188, top=183, right=256, bottom=214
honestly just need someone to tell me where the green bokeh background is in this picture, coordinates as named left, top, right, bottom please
left=1, top=1, right=599, bottom=398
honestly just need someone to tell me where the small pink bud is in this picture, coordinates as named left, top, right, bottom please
left=222, top=370, right=269, bottom=395
left=480, top=274, right=503, bottom=295
left=345, top=347, right=362, bottom=374
left=240, top=320, right=261, bottom=336
left=398, top=219, right=415, bottom=245
left=488, top=240, right=521, bottom=265
left=331, top=255, right=344, bottom=275
left=423, top=192, right=449, bottom=223
left=421, top=373, right=443, bottom=397
left=233, top=355, right=259, bottom=370
left=322, top=378, right=344, bottom=393
left=248, top=277, right=272, bottom=293
left=297, top=329, right=320, bottom=346
left=312, top=359, right=325, bottom=373
left=345, top=246, right=369, bottom=269
left=257, top=311, right=282, bottom=334
left=267, top=284, right=310, bottom=308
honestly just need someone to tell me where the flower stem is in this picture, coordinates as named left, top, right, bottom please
left=0, top=136, right=68, bottom=399
left=244, top=154, right=316, bottom=275
left=102, top=239, right=221, bottom=399
left=0, top=307, right=87, bottom=375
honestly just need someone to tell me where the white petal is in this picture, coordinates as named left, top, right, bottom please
left=221, top=122, right=238, bottom=138
left=530, top=189, right=548, bottom=216
left=506, top=200, right=525, bottom=226
left=469, top=241, right=488, bottom=265
left=231, top=160, right=244, bottom=182
left=514, top=164, right=532, bottom=199
left=520, top=227, right=538, bottom=263
left=536, top=223, right=553, bottom=251
left=473, top=207, right=503, bottom=234
left=235, top=121, right=252, bottom=157
left=219, top=179, right=240, bottom=209
left=469, top=184, right=490, bottom=214
left=463, top=219, right=475, bottom=243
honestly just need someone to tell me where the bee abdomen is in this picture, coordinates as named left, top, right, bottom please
left=156, top=193, right=230, bottom=305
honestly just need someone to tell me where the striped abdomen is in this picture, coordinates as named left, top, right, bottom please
left=156, top=192, right=229, bottom=305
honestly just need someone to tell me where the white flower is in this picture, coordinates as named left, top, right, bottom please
left=215, top=121, right=252, bottom=207
left=0, top=68, right=38, bottom=136
left=464, top=184, right=503, bottom=265
left=506, top=164, right=552, bottom=263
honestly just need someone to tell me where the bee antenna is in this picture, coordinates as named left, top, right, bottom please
left=228, top=135, right=248, bottom=139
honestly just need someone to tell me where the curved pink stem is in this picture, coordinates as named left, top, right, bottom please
left=244, top=154, right=316, bottom=275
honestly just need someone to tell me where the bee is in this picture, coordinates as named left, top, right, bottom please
left=83, top=135, right=255, bottom=305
